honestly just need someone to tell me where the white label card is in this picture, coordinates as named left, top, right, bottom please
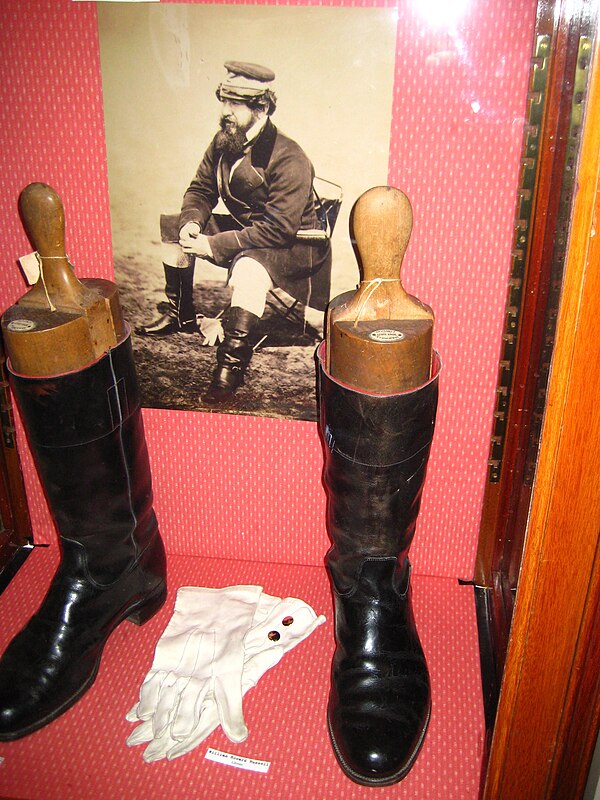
left=205, top=747, right=271, bottom=774
left=18, top=252, right=41, bottom=285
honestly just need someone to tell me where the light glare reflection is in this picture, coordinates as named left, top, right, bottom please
left=415, top=0, right=470, bottom=28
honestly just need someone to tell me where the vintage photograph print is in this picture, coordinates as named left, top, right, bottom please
left=97, top=3, right=396, bottom=420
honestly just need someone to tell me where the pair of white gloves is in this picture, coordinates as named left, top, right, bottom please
left=126, top=585, right=325, bottom=762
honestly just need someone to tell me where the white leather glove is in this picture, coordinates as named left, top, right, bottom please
left=127, top=585, right=262, bottom=746
left=126, top=590, right=326, bottom=762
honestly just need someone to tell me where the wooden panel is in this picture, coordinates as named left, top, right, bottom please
left=483, top=26, right=600, bottom=799
left=475, top=0, right=583, bottom=590
left=0, top=338, right=33, bottom=575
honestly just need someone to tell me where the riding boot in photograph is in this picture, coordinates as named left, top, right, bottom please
left=136, top=262, right=198, bottom=336
left=202, top=306, right=260, bottom=404
left=0, top=331, right=167, bottom=740
left=317, top=342, right=440, bottom=786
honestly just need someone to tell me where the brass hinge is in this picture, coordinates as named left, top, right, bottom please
left=487, top=34, right=550, bottom=483
left=522, top=35, right=593, bottom=486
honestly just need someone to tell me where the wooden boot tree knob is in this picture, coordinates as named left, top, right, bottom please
left=327, top=186, right=434, bottom=393
left=2, top=183, right=125, bottom=376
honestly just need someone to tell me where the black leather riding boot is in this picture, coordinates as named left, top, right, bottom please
left=136, top=263, right=198, bottom=336
left=0, top=331, right=167, bottom=740
left=316, top=341, right=440, bottom=786
left=202, top=306, right=260, bottom=404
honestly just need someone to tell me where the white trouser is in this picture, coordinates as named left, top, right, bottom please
left=229, top=257, right=273, bottom=318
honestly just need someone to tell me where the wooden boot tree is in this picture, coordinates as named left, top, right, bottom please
left=327, top=186, right=434, bottom=393
left=2, top=183, right=125, bottom=376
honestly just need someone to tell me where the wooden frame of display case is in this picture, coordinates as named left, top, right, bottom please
left=0, top=338, right=32, bottom=592
left=478, top=2, right=600, bottom=795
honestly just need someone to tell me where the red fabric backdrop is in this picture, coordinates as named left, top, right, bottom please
left=0, top=0, right=536, bottom=580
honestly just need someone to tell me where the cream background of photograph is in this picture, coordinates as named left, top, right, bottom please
left=97, top=3, right=397, bottom=297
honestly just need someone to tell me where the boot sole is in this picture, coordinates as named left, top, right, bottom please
left=0, top=582, right=167, bottom=742
left=326, top=699, right=431, bottom=787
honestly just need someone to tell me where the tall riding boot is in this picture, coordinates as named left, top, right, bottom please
left=0, top=330, right=167, bottom=740
left=136, top=263, right=198, bottom=336
left=317, top=341, right=440, bottom=786
left=202, top=306, right=260, bottom=404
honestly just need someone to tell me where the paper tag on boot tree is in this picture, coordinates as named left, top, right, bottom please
left=18, top=252, right=41, bottom=285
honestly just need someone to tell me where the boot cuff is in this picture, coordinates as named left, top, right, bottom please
left=316, top=341, right=440, bottom=467
left=8, top=328, right=142, bottom=447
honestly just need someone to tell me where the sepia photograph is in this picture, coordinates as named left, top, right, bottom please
left=98, top=3, right=397, bottom=420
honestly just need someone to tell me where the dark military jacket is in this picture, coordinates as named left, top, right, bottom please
left=179, top=119, right=331, bottom=311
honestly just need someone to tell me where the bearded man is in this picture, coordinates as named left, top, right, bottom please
left=137, top=61, right=332, bottom=405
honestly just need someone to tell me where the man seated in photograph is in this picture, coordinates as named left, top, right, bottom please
left=137, top=60, right=332, bottom=405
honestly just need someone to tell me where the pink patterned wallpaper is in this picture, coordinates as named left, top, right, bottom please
left=0, top=0, right=536, bottom=579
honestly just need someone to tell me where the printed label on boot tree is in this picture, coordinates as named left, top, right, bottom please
left=368, top=329, right=405, bottom=342
left=6, top=319, right=37, bottom=332
left=205, top=748, right=270, bottom=774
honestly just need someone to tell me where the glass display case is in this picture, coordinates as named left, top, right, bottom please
left=0, top=0, right=597, bottom=797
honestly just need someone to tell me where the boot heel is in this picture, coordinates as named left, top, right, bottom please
left=126, top=584, right=167, bottom=626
